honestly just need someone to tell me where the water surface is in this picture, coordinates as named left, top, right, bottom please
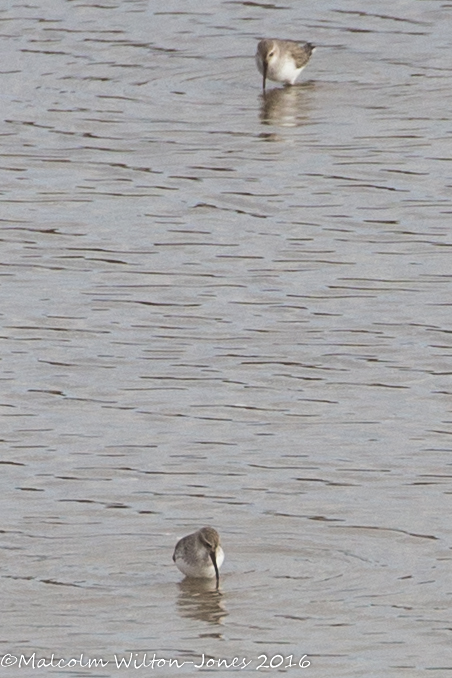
left=1, top=0, right=451, bottom=676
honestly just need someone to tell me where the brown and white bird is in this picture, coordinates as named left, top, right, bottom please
left=256, top=38, right=315, bottom=90
left=172, top=527, right=224, bottom=586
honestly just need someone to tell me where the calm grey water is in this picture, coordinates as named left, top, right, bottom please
left=1, top=0, right=451, bottom=676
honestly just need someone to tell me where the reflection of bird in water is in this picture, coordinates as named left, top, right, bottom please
left=259, top=84, right=314, bottom=127
left=175, top=577, right=228, bottom=625
left=173, top=527, right=224, bottom=588
left=256, top=39, right=315, bottom=91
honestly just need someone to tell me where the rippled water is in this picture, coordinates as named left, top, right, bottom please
left=1, top=0, right=451, bottom=676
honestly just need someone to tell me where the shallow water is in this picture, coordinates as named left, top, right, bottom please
left=1, top=0, right=452, bottom=676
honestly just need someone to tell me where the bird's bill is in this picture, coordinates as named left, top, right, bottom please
left=262, top=61, right=267, bottom=91
left=209, top=551, right=220, bottom=587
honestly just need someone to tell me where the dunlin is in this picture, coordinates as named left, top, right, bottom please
left=256, top=39, right=315, bottom=90
left=173, top=527, right=224, bottom=586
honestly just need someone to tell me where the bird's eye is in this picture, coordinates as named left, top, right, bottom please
left=269, top=50, right=275, bottom=57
